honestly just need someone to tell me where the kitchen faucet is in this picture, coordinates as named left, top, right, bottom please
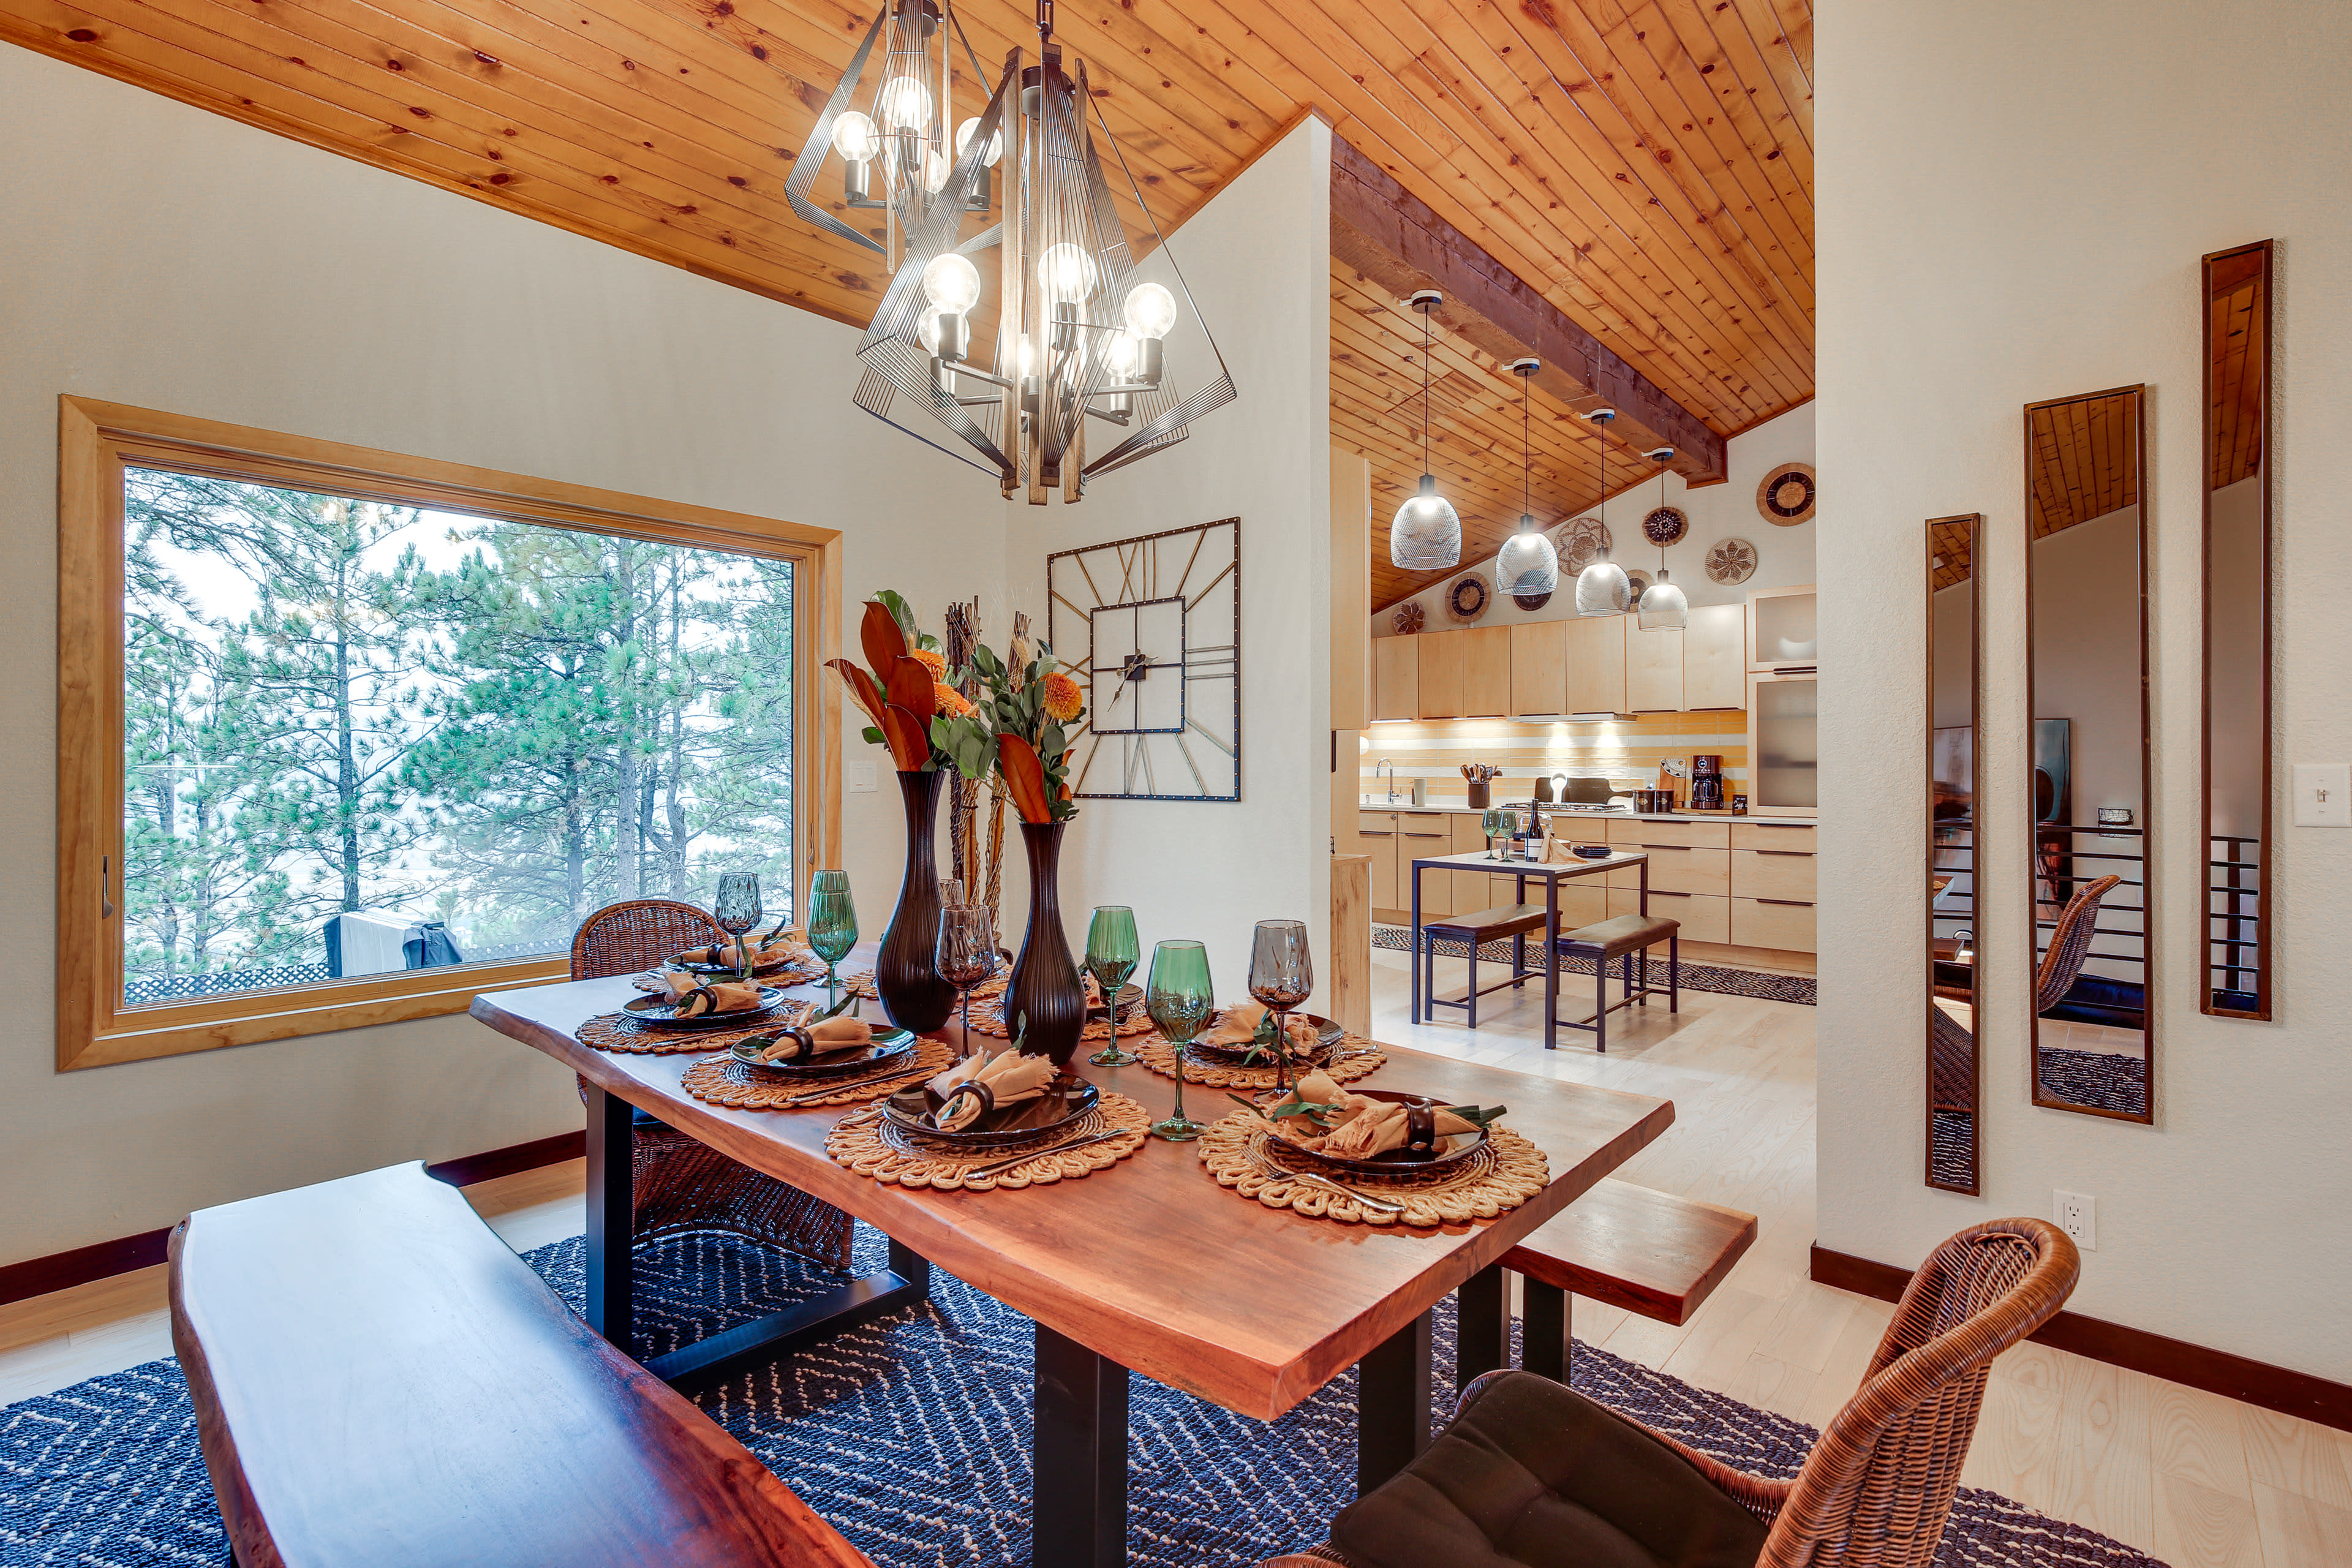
left=1376, top=759, right=1398, bottom=803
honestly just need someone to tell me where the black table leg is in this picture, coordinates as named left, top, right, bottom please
left=1543, top=879, right=1561, bottom=1051
left=584, top=1083, right=635, bottom=1354
left=1032, top=1321, right=1129, bottom=1568
left=1355, top=1310, right=1433, bottom=1496
left=1409, top=862, right=1423, bottom=1024
left=1523, top=1281, right=1573, bottom=1384
left=1455, top=1264, right=1510, bottom=1387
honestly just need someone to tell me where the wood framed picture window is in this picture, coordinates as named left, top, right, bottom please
left=57, top=398, right=841, bottom=1069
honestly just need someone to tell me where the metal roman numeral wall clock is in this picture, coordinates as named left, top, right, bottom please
left=1047, top=517, right=1240, bottom=802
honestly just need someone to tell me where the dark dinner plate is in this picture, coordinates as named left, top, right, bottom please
left=622, top=986, right=790, bottom=1029
left=1184, top=1012, right=1346, bottom=1065
left=881, top=1074, right=1100, bottom=1147
left=1257, top=1087, right=1490, bottom=1177
left=728, top=1027, right=914, bottom=1077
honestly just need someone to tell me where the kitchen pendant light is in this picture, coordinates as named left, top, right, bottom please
left=1637, top=445, right=1689, bottom=630
left=1575, top=409, right=1632, bottom=617
left=1495, top=357, right=1559, bottom=600
left=1390, top=290, right=1461, bottom=570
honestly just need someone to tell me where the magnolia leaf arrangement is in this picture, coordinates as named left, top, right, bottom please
left=826, top=592, right=1085, bottom=826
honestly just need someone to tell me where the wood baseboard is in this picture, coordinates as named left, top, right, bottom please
left=0, top=1130, right=586, bottom=1308
left=1811, top=1243, right=2352, bottom=1433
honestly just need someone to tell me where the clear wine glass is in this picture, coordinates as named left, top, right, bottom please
left=938, top=876, right=967, bottom=908
left=1144, top=940, right=1214, bottom=1141
left=1248, top=919, right=1314, bottom=1098
left=805, top=869, right=858, bottom=1009
left=1481, top=806, right=1505, bottom=858
left=936, top=905, right=998, bottom=1057
left=713, top=873, right=763, bottom=979
left=1084, top=907, right=1143, bottom=1068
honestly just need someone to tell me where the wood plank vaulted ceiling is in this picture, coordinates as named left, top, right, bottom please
left=2, top=0, right=1812, bottom=612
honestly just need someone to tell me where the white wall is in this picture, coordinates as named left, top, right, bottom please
left=1370, top=400, right=1814, bottom=636
left=1007, top=118, right=1334, bottom=1012
left=0, top=45, right=1008, bottom=1264
left=1819, top=0, right=2352, bottom=1378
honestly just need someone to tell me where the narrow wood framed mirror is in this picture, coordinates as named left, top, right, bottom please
left=1927, top=513, right=1981, bottom=1192
left=2203, top=241, right=2273, bottom=1020
left=2025, top=385, right=2152, bottom=1122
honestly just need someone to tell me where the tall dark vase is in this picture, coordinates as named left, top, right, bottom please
left=875, top=769, right=956, bottom=1033
left=1005, top=820, right=1087, bottom=1066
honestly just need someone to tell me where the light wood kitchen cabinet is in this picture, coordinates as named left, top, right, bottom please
left=1461, top=627, right=1511, bottom=717
left=1732, top=896, right=1818, bottom=953
left=1370, top=635, right=1419, bottom=722
left=1681, top=603, right=1746, bottom=710
left=1730, top=820, right=1817, bottom=852
left=1356, top=812, right=1399, bottom=911
left=1625, top=625, right=1683, bottom=712
left=1747, top=584, right=1820, bottom=673
left=1606, top=818, right=1730, bottom=850
left=1732, top=846, right=1818, bottom=902
left=1609, top=844, right=1730, bottom=897
left=1395, top=812, right=1456, bottom=916
left=1416, top=633, right=1464, bottom=719
left=1611, top=887, right=1730, bottom=944
left=1509, top=620, right=1567, bottom=717
left=1562, top=616, right=1627, bottom=715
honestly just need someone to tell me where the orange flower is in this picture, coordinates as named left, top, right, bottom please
left=933, top=681, right=975, bottom=718
left=910, top=647, right=947, bottom=679
left=1041, top=670, right=1084, bottom=723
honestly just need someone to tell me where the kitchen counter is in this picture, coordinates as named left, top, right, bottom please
left=1359, top=798, right=1817, bottom=824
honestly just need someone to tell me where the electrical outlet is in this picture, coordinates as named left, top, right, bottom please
left=2054, top=1189, right=2097, bottom=1251
left=847, top=760, right=878, bottom=795
left=2293, top=763, right=2351, bottom=827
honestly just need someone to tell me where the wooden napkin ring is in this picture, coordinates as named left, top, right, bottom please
left=1404, top=1099, right=1438, bottom=1153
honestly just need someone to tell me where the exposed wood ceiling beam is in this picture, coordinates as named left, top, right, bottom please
left=1330, top=134, right=1727, bottom=489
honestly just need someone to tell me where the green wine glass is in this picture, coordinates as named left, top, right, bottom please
left=1481, top=806, right=1505, bottom=856
left=805, top=869, right=858, bottom=1009
left=1145, top=939, right=1214, bottom=1141
left=1085, top=906, right=1143, bottom=1067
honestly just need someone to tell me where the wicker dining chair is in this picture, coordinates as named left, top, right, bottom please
left=1262, top=1217, right=2079, bottom=1568
left=571, top=899, right=854, bottom=1270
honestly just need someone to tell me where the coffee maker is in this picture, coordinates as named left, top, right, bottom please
left=1689, top=755, right=1725, bottom=811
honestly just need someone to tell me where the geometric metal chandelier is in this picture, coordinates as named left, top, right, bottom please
left=787, top=0, right=1234, bottom=503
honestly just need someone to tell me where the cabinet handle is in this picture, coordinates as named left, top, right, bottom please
left=1404, top=832, right=1447, bottom=839
left=1360, top=831, right=1393, bottom=838
left=1638, top=843, right=1693, bottom=851
left=1645, top=889, right=1693, bottom=899
left=1749, top=822, right=1811, bottom=829
left=1755, top=898, right=1815, bottom=908
left=1755, top=850, right=1814, bottom=858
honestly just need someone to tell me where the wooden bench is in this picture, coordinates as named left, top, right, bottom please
left=170, top=1163, right=874, bottom=1568
left=1417, top=903, right=1550, bottom=1027
left=1551, top=913, right=1680, bottom=1051
left=1455, top=1178, right=1757, bottom=1386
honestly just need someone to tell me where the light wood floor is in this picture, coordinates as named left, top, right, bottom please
left=3, top=956, right=2344, bottom=1566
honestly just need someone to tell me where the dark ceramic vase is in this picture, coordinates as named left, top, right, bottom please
left=875, top=769, right=956, bottom=1033
left=1004, top=820, right=1086, bottom=1066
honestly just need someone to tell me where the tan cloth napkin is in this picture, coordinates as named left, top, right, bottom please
left=707, top=935, right=808, bottom=970
left=756, top=1016, right=872, bottom=1062
left=663, top=971, right=762, bottom=1016
left=925, top=1049, right=1058, bottom=1132
left=1310, top=1101, right=1484, bottom=1159
left=1197, top=1001, right=1268, bottom=1046
left=1082, top=973, right=1104, bottom=1008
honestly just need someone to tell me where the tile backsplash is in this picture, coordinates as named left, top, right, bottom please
left=1359, top=711, right=1749, bottom=804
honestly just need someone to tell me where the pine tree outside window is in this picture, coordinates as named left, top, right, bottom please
left=58, top=399, right=842, bottom=1069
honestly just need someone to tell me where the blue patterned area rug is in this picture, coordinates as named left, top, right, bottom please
left=1373, top=923, right=1817, bottom=1007
left=1, top=1229, right=2160, bottom=1567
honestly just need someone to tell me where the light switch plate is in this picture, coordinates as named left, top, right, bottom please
left=2293, top=763, right=2350, bottom=827
left=848, top=760, right=879, bottom=795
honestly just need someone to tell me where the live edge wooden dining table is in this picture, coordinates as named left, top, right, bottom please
left=470, top=963, right=1673, bottom=1568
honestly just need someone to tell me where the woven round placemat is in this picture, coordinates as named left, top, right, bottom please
left=824, top=1091, right=1152, bottom=1192
left=1196, top=1110, right=1550, bottom=1228
left=578, top=1010, right=805, bottom=1056
left=679, top=1035, right=957, bottom=1110
left=966, top=997, right=1153, bottom=1042
left=1131, top=1032, right=1385, bottom=1090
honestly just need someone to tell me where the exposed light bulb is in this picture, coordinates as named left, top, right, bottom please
left=921, top=252, right=981, bottom=312
left=1037, top=242, right=1099, bottom=303
left=875, top=75, right=932, bottom=134
left=919, top=149, right=950, bottom=193
left=1121, top=281, right=1178, bottom=340
left=1016, top=334, right=1036, bottom=380
left=1103, top=330, right=1140, bottom=376
left=954, top=117, right=1003, bottom=167
left=832, top=110, right=880, bottom=163
left=916, top=304, right=946, bottom=354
